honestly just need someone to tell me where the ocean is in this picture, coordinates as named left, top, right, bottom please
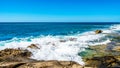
left=0, top=22, right=120, bottom=65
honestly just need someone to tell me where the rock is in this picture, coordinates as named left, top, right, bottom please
left=81, top=42, right=120, bottom=68
left=0, top=48, right=32, bottom=62
left=84, top=56, right=120, bottom=68
left=27, top=44, right=40, bottom=49
left=0, top=61, right=83, bottom=68
left=0, top=48, right=83, bottom=68
left=95, top=30, right=103, bottom=34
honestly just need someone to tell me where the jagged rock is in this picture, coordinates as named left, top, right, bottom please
left=95, top=30, right=103, bottom=34
left=27, top=44, right=40, bottom=49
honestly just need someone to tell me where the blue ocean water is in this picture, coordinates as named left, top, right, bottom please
left=0, top=22, right=117, bottom=41
left=0, top=22, right=120, bottom=65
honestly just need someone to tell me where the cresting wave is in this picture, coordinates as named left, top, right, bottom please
left=0, top=24, right=120, bottom=65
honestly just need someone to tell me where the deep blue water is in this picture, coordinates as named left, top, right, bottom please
left=0, top=22, right=119, bottom=41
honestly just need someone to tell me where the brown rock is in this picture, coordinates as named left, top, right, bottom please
left=27, top=44, right=40, bottom=49
left=84, top=56, right=120, bottom=68
left=0, top=48, right=32, bottom=62
left=0, top=61, right=83, bottom=68
left=95, top=30, right=103, bottom=34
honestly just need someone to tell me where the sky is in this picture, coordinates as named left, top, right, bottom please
left=0, top=0, right=120, bottom=22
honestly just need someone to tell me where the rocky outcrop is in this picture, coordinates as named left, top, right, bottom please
left=95, top=30, right=103, bottom=34
left=0, top=48, right=32, bottom=62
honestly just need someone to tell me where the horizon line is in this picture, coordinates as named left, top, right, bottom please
left=0, top=22, right=120, bottom=23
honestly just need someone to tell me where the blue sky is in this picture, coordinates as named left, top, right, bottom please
left=0, top=0, right=120, bottom=22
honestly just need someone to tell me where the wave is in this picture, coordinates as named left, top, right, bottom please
left=0, top=24, right=120, bottom=65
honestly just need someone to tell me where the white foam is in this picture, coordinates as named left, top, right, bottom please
left=0, top=24, right=120, bottom=65
left=110, top=24, right=120, bottom=31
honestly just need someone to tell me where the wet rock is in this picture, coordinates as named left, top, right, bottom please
left=95, top=30, right=103, bottom=34
left=27, top=44, right=40, bottom=49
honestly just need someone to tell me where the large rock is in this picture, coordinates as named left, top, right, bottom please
left=95, top=30, right=103, bottom=34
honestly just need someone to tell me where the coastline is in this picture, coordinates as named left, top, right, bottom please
left=0, top=30, right=120, bottom=68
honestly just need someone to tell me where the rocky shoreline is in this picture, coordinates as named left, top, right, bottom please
left=0, top=30, right=120, bottom=68
left=0, top=48, right=83, bottom=68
